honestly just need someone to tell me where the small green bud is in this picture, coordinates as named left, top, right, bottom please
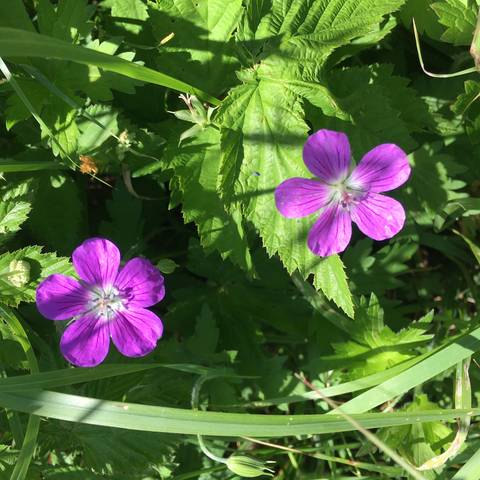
left=156, top=258, right=178, bottom=275
left=8, top=260, right=30, bottom=287
left=226, top=455, right=275, bottom=478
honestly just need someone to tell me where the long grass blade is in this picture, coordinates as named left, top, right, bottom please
left=0, top=28, right=220, bottom=105
left=0, top=389, right=477, bottom=437
left=0, top=306, right=40, bottom=480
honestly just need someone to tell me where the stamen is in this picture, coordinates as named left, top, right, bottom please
left=87, top=285, right=126, bottom=321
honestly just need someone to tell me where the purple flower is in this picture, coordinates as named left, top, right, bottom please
left=36, top=238, right=165, bottom=367
left=275, top=130, right=411, bottom=257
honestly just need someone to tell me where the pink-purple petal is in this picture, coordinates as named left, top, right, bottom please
left=72, top=237, right=120, bottom=288
left=115, top=258, right=165, bottom=307
left=275, top=178, right=332, bottom=218
left=110, top=307, right=163, bottom=358
left=303, top=130, right=351, bottom=183
left=350, top=193, right=406, bottom=241
left=348, top=144, right=411, bottom=193
left=36, top=274, right=89, bottom=320
left=307, top=203, right=352, bottom=257
left=60, top=315, right=110, bottom=367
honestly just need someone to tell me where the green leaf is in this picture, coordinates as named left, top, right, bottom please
left=0, top=246, right=72, bottom=306
left=103, top=0, right=150, bottom=34
left=77, top=104, right=119, bottom=153
left=44, top=423, right=177, bottom=476
left=4, top=78, right=48, bottom=131
left=340, top=325, right=480, bottom=414
left=28, top=174, right=84, bottom=255
left=256, top=0, right=405, bottom=44
left=308, top=65, right=429, bottom=154
left=400, top=0, right=444, bottom=39
left=99, top=182, right=143, bottom=253
left=0, top=201, right=31, bottom=237
left=377, top=394, right=452, bottom=472
left=332, top=296, right=433, bottom=378
left=405, top=143, right=467, bottom=225
left=41, top=96, right=79, bottom=157
left=454, top=229, right=480, bottom=264
left=343, top=240, right=418, bottom=295
left=0, top=389, right=479, bottom=437
left=432, top=0, right=478, bottom=45
left=149, top=0, right=243, bottom=95
left=0, top=0, right=35, bottom=31
left=170, top=126, right=253, bottom=272
left=37, top=0, right=94, bottom=41
left=217, top=81, right=353, bottom=316
left=0, top=176, right=35, bottom=243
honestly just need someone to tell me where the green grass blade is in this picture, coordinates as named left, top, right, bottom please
left=0, top=363, right=219, bottom=392
left=0, top=159, right=64, bottom=172
left=338, top=326, right=480, bottom=414
left=452, top=447, right=480, bottom=479
left=0, top=306, right=40, bottom=480
left=0, top=389, right=478, bottom=437
left=0, top=28, right=220, bottom=105
left=247, top=355, right=428, bottom=407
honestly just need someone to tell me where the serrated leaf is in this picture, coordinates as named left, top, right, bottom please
left=432, top=0, right=478, bottom=45
left=405, top=143, right=467, bottom=225
left=307, top=65, right=428, bottom=154
left=0, top=246, right=72, bottom=307
left=103, top=0, right=150, bottom=34
left=149, top=0, right=243, bottom=94
left=400, top=0, right=444, bottom=39
left=169, top=126, right=253, bottom=272
left=332, top=296, right=433, bottom=378
left=0, top=201, right=31, bottom=236
left=344, top=240, right=418, bottom=295
left=217, top=81, right=353, bottom=316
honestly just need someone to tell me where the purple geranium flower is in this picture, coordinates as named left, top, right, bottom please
left=274, top=129, right=411, bottom=257
left=36, top=238, right=165, bottom=367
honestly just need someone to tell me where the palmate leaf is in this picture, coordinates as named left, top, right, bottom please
left=139, top=0, right=410, bottom=316
left=217, top=81, right=354, bottom=316
left=168, top=126, right=253, bottom=273
left=432, top=0, right=478, bottom=46
left=332, top=295, right=433, bottom=379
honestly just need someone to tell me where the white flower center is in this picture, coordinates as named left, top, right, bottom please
left=330, top=180, right=366, bottom=210
left=87, top=285, right=125, bottom=321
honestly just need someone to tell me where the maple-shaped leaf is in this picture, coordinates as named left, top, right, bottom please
left=332, top=295, right=433, bottom=378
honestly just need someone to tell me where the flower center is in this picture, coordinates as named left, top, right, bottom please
left=87, top=285, right=125, bottom=321
left=331, top=182, right=366, bottom=210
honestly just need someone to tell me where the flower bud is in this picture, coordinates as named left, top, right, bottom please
left=226, top=455, right=275, bottom=478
